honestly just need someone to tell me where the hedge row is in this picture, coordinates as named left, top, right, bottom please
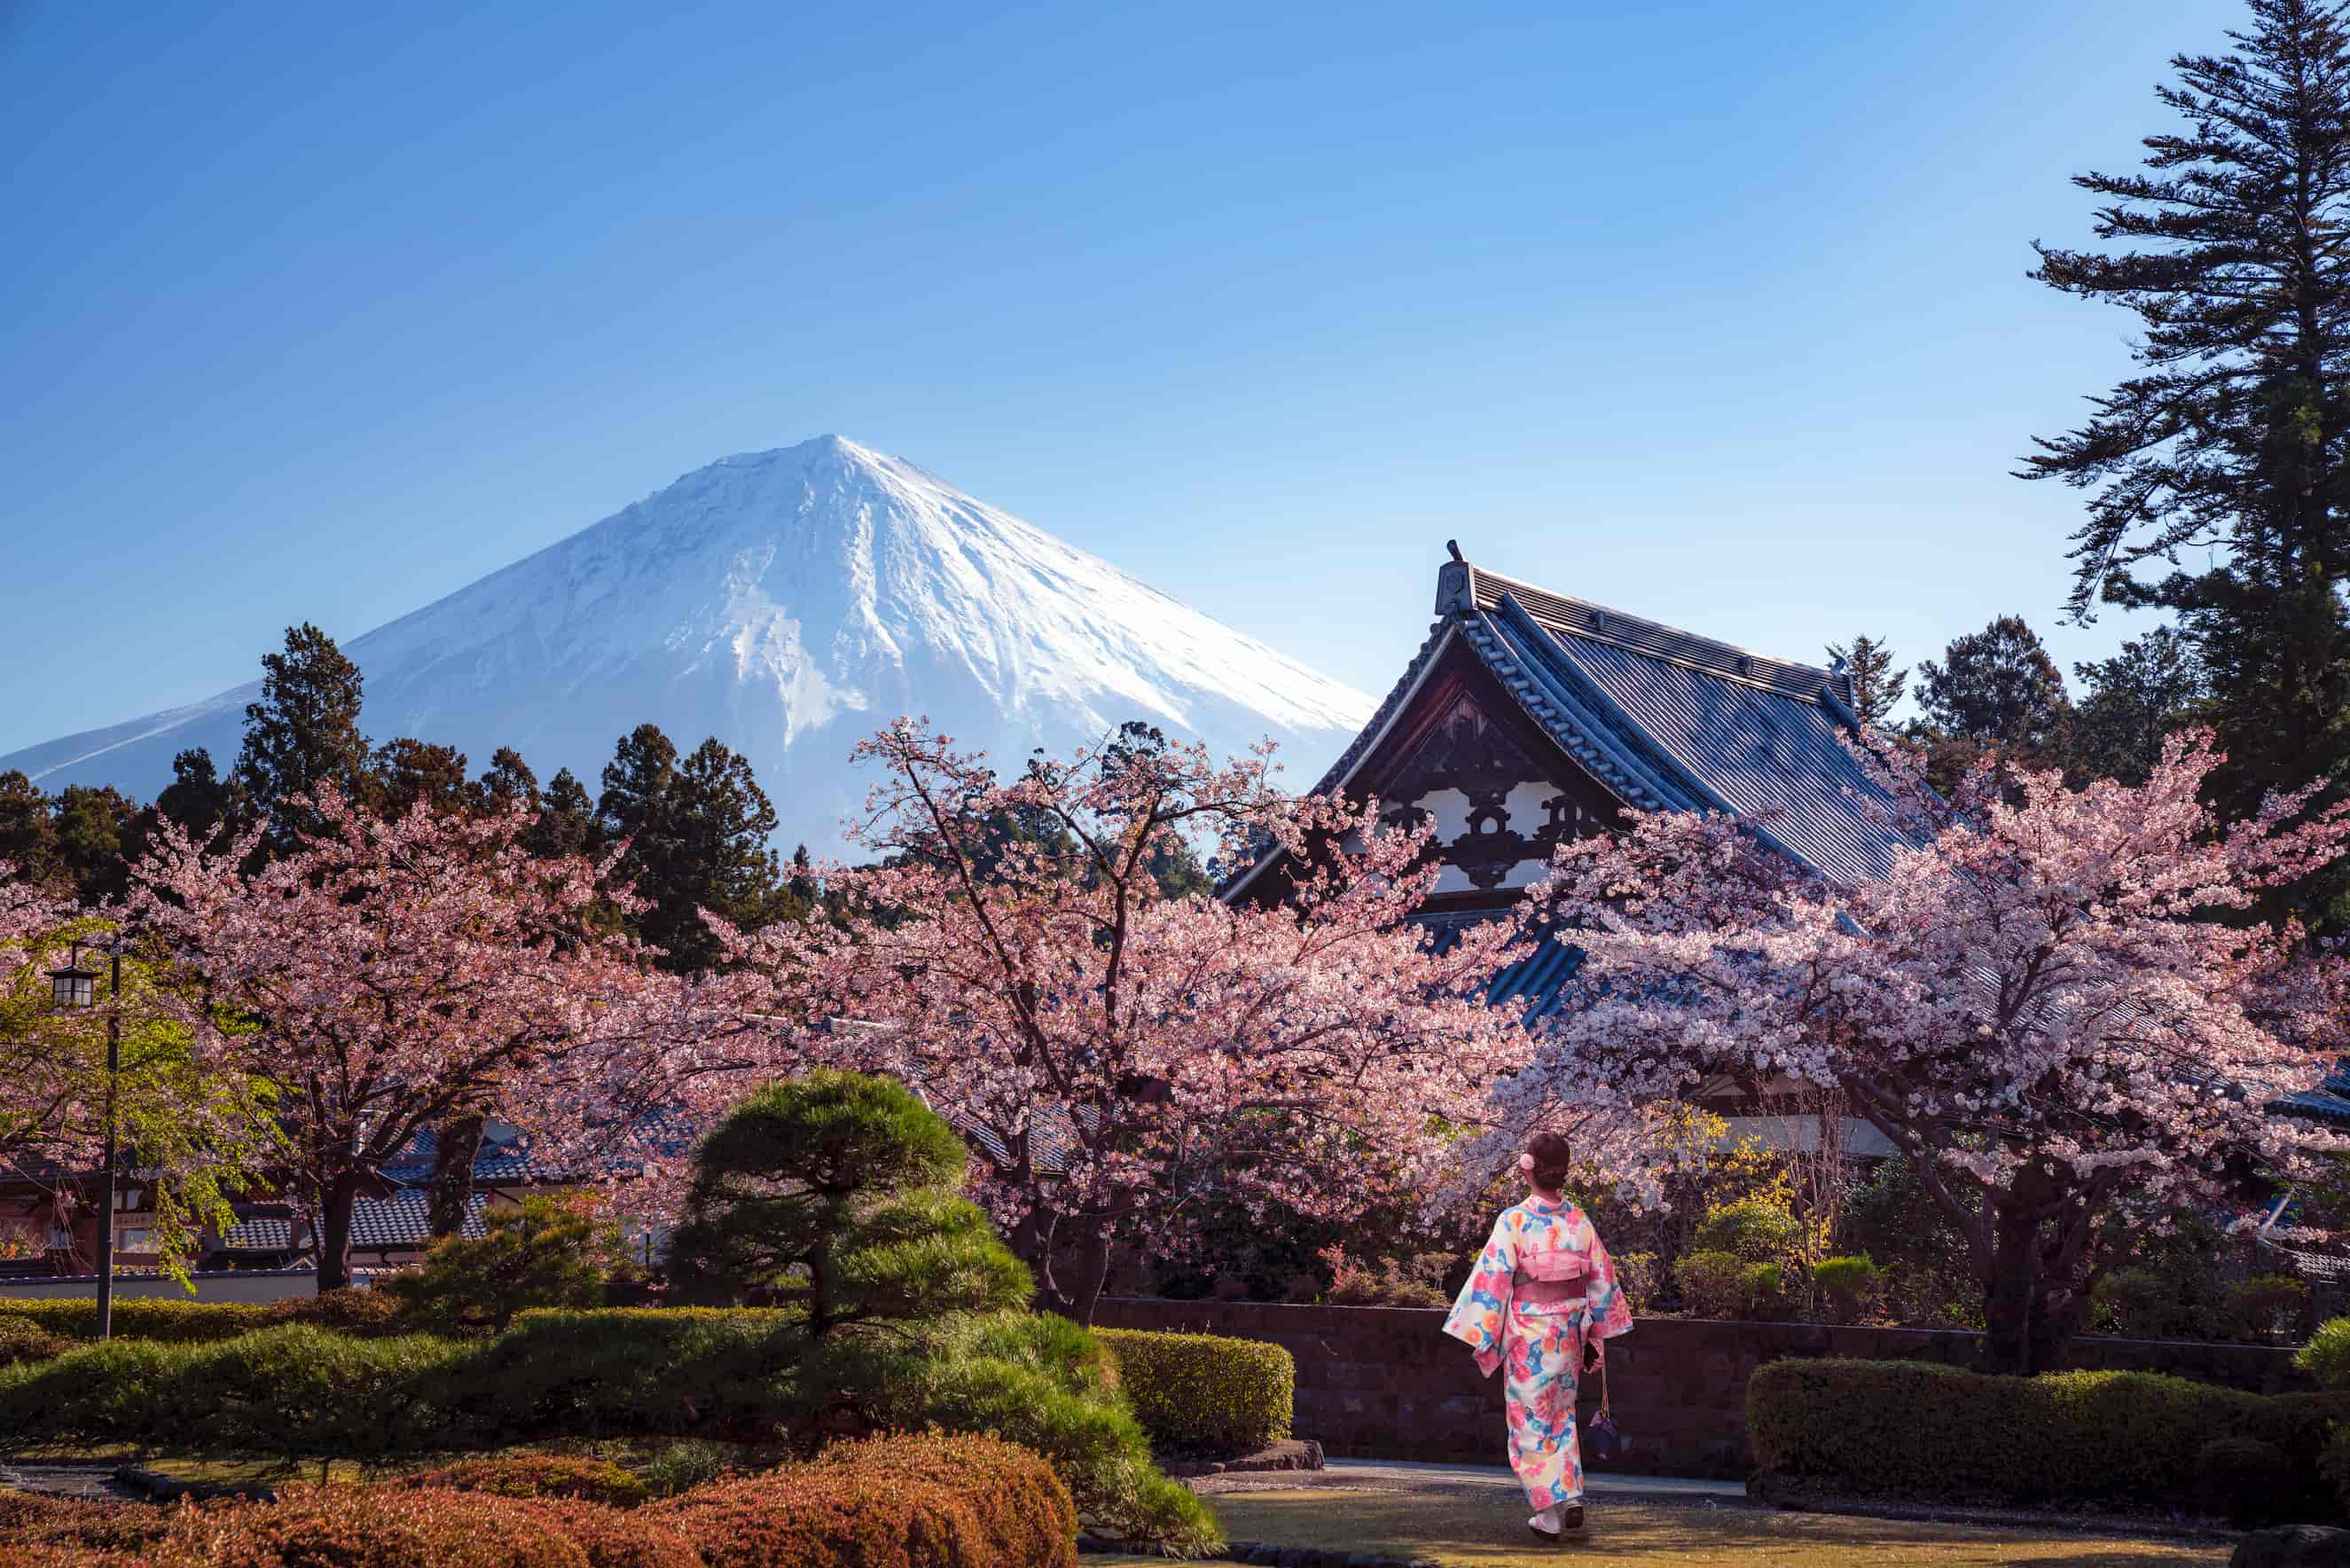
left=0, top=1309, right=1220, bottom=1555
left=1749, top=1357, right=2350, bottom=1517
left=0, top=1432, right=1075, bottom=1568
left=1097, top=1327, right=1294, bottom=1453
left=0, top=1288, right=406, bottom=1344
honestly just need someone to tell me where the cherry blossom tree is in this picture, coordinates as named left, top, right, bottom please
left=0, top=865, right=280, bottom=1279
left=1512, top=732, right=2350, bottom=1373
left=133, top=789, right=671, bottom=1290
left=713, top=719, right=1532, bottom=1321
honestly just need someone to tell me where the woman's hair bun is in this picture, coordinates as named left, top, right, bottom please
left=1524, top=1131, right=1573, bottom=1191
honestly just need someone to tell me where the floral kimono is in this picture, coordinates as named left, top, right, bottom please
left=1441, top=1194, right=1633, bottom=1510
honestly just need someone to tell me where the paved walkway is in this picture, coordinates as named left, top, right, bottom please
left=0, top=1462, right=143, bottom=1502
left=1325, top=1459, right=1746, bottom=1501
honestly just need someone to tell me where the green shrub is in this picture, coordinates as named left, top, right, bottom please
left=429, top=1307, right=803, bottom=1444
left=1748, top=1356, right=2350, bottom=1511
left=1673, top=1250, right=1743, bottom=1318
left=2299, top=1316, right=2350, bottom=1388
left=1813, top=1256, right=1884, bottom=1324
left=0, top=1326, right=466, bottom=1458
left=2232, top=1274, right=2313, bottom=1345
left=0, top=1313, right=70, bottom=1365
left=1692, top=1196, right=1806, bottom=1266
left=2320, top=1421, right=2350, bottom=1518
left=0, top=1297, right=270, bottom=1343
left=1611, top=1250, right=1659, bottom=1314
left=1096, top=1327, right=1293, bottom=1452
left=2197, top=1435, right=2297, bottom=1526
left=638, top=1439, right=728, bottom=1499
left=266, top=1286, right=412, bottom=1338
left=398, top=1455, right=650, bottom=1509
left=388, top=1193, right=629, bottom=1335
left=648, top=1432, right=1078, bottom=1568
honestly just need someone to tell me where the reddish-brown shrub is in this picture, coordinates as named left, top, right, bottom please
left=160, top=1485, right=591, bottom=1568
left=649, top=1432, right=1076, bottom=1568
left=396, top=1455, right=649, bottom=1509
left=508, top=1500, right=702, bottom=1568
left=0, top=1491, right=177, bottom=1556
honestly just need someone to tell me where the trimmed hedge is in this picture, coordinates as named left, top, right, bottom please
left=1097, top=1326, right=1293, bottom=1452
left=0, top=1436, right=1075, bottom=1568
left=397, top=1456, right=650, bottom=1509
left=0, top=1297, right=275, bottom=1343
left=0, top=1289, right=419, bottom=1345
left=650, top=1433, right=1077, bottom=1568
left=0, top=1313, right=70, bottom=1365
left=0, top=1308, right=1219, bottom=1555
left=1749, top=1357, right=2350, bottom=1517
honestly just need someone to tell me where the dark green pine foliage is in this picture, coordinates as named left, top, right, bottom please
left=2024, top=0, right=2350, bottom=913
left=366, top=738, right=472, bottom=819
left=1824, top=635, right=1909, bottom=727
left=154, top=748, right=241, bottom=848
left=598, top=725, right=783, bottom=971
left=663, top=1070, right=1033, bottom=1334
left=2067, top=627, right=2212, bottom=784
left=473, top=747, right=541, bottom=816
left=231, top=623, right=373, bottom=856
left=0, top=771, right=60, bottom=888
left=51, top=785, right=136, bottom=906
left=526, top=768, right=603, bottom=860
left=1915, top=615, right=2072, bottom=750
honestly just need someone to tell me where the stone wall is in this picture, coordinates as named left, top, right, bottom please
left=1091, top=1298, right=2309, bottom=1478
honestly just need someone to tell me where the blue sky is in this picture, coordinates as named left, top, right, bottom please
left=1, top=0, right=2245, bottom=760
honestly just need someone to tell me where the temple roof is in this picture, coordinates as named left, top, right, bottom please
left=1229, top=550, right=1904, bottom=899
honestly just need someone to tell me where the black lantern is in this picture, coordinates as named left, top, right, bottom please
left=48, top=945, right=97, bottom=1010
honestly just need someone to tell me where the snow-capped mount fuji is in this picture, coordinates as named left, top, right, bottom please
left=4, top=436, right=1375, bottom=857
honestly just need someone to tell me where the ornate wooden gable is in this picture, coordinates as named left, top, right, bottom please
left=1354, top=646, right=1619, bottom=912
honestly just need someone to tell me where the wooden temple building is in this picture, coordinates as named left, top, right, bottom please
left=1226, top=544, right=1906, bottom=1154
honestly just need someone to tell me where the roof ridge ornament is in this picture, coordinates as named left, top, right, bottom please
left=1435, top=544, right=1477, bottom=615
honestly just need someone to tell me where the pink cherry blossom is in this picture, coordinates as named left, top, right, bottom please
left=1508, top=729, right=2350, bottom=1372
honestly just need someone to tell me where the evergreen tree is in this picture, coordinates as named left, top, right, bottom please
left=232, top=623, right=372, bottom=854
left=2024, top=0, right=2350, bottom=908
left=154, top=748, right=239, bottom=846
left=598, top=725, right=784, bottom=970
left=1825, top=634, right=1909, bottom=727
left=663, top=1070, right=1030, bottom=1329
left=367, top=738, right=471, bottom=818
left=0, top=771, right=59, bottom=888
left=51, top=784, right=135, bottom=906
left=526, top=768, right=602, bottom=861
left=473, top=747, right=541, bottom=816
left=1915, top=615, right=2072, bottom=750
left=2067, top=628, right=2212, bottom=784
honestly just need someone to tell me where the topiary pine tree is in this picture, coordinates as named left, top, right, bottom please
left=663, top=1070, right=1033, bottom=1334
left=2025, top=0, right=2350, bottom=916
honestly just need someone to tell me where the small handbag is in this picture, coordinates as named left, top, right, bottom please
left=1585, top=1352, right=1621, bottom=1463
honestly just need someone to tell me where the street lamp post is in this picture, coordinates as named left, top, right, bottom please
left=47, top=939, right=121, bottom=1341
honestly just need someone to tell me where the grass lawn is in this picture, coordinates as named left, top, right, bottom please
left=1093, top=1490, right=2230, bottom=1567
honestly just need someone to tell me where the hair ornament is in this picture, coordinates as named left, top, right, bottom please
left=1517, top=1151, right=1535, bottom=1173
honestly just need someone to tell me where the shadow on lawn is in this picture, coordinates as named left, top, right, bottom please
left=1195, top=1489, right=2229, bottom=1567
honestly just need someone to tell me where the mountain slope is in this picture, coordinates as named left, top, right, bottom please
left=4, top=436, right=1375, bottom=854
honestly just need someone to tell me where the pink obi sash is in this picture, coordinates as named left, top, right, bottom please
left=1513, top=1252, right=1587, bottom=1312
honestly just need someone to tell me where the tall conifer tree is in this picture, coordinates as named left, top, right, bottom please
left=2025, top=0, right=2350, bottom=913
left=232, top=623, right=372, bottom=856
left=1825, top=635, right=1909, bottom=726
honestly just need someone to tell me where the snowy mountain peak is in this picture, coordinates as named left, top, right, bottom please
left=4, top=439, right=1375, bottom=855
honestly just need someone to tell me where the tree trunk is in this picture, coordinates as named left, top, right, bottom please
left=426, top=1114, right=485, bottom=1238
left=1980, top=1194, right=2042, bottom=1376
left=1008, top=1205, right=1062, bottom=1313
left=316, top=1174, right=357, bottom=1293
left=1064, top=1228, right=1113, bottom=1326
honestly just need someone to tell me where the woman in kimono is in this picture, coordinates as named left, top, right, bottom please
left=1442, top=1131, right=1633, bottom=1540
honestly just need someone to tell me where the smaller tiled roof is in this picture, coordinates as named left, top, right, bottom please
left=215, top=1215, right=294, bottom=1250
left=2277, top=1063, right=2350, bottom=1126
left=1421, top=913, right=1586, bottom=1026
left=349, top=1191, right=488, bottom=1250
